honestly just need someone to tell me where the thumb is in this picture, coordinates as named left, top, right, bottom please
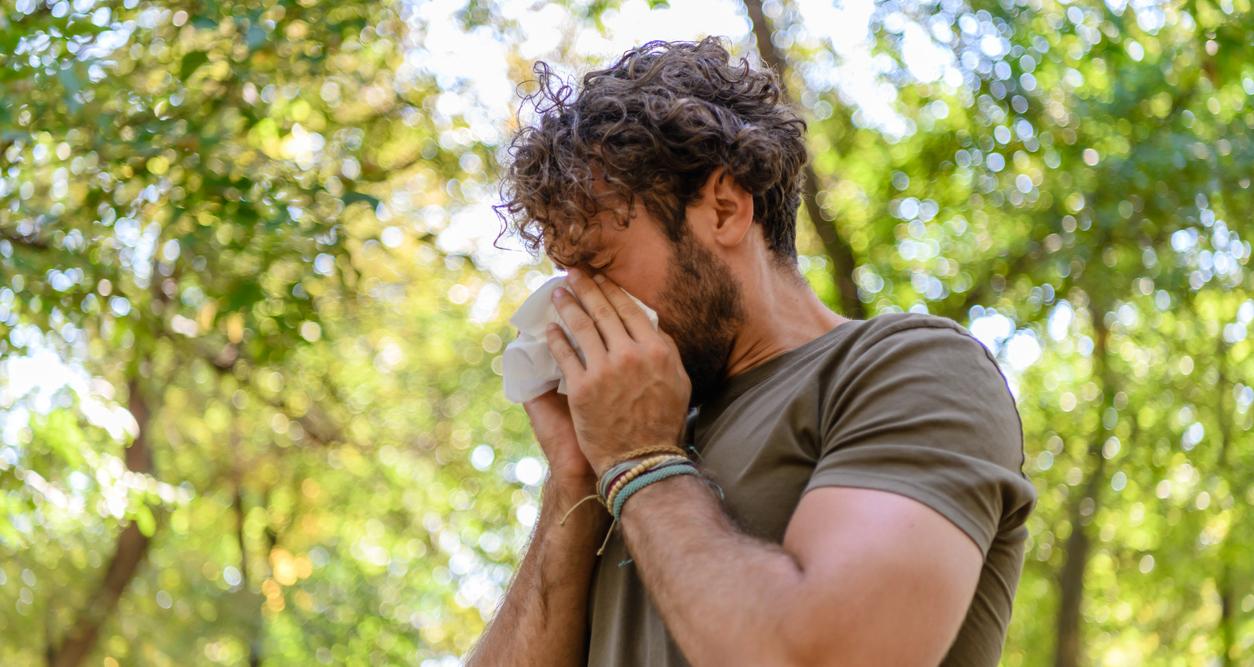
left=657, top=329, right=682, bottom=357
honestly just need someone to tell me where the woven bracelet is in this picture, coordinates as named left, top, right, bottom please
left=597, top=458, right=646, bottom=500
left=616, top=444, right=689, bottom=461
left=603, top=457, right=692, bottom=510
left=596, top=446, right=689, bottom=498
left=604, top=454, right=688, bottom=507
left=611, top=464, right=700, bottom=520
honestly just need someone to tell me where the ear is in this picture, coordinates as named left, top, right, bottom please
left=701, top=165, right=755, bottom=250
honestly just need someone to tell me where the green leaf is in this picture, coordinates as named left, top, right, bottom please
left=342, top=191, right=380, bottom=208
left=246, top=24, right=267, bottom=50
left=179, top=51, right=209, bottom=80
left=226, top=281, right=265, bottom=311
left=58, top=66, right=82, bottom=112
left=134, top=505, right=156, bottom=537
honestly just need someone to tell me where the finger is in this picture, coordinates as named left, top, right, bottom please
left=594, top=273, right=654, bottom=341
left=552, top=284, right=607, bottom=365
left=523, top=388, right=570, bottom=420
left=565, top=268, right=631, bottom=349
left=523, top=389, right=575, bottom=445
left=545, top=322, right=588, bottom=382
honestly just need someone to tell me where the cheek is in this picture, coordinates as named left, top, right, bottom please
left=628, top=272, right=672, bottom=316
left=632, top=286, right=673, bottom=336
left=602, top=238, right=675, bottom=313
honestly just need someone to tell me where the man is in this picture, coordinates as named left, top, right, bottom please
left=469, top=36, right=1037, bottom=666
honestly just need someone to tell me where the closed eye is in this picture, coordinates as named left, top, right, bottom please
left=589, top=253, right=616, bottom=273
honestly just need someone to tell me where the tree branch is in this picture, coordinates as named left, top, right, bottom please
left=742, top=0, right=864, bottom=318
left=46, top=378, right=154, bottom=667
left=1, top=228, right=51, bottom=251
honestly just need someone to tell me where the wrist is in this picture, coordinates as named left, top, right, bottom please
left=611, top=464, right=701, bottom=520
left=542, top=479, right=608, bottom=527
left=543, top=476, right=594, bottom=504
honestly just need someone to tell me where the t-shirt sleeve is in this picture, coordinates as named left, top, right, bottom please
left=804, top=321, right=1038, bottom=555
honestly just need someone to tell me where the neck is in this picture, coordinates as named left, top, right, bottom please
left=724, top=261, right=850, bottom=379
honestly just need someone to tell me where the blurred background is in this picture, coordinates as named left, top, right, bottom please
left=1, top=0, right=1251, bottom=665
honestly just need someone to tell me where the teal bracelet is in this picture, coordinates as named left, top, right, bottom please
left=597, top=458, right=645, bottom=500
left=611, top=464, right=700, bottom=520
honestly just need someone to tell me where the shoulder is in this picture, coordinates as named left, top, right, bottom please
left=822, top=311, right=1025, bottom=471
left=810, top=312, right=1037, bottom=547
left=836, top=312, right=1006, bottom=387
left=845, top=311, right=987, bottom=354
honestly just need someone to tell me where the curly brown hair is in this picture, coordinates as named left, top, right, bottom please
left=492, top=35, right=810, bottom=267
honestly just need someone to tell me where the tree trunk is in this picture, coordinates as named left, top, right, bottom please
left=232, top=427, right=265, bottom=667
left=1053, top=457, right=1103, bottom=667
left=1053, top=302, right=1114, bottom=667
left=1219, top=561, right=1236, bottom=667
left=46, top=378, right=154, bottom=667
left=740, top=0, right=864, bottom=318
left=1214, top=336, right=1237, bottom=667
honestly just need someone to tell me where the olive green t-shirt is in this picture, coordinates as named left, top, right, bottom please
left=585, top=312, right=1038, bottom=666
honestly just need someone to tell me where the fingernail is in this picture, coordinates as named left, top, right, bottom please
left=593, top=273, right=605, bottom=283
left=552, top=287, right=567, bottom=301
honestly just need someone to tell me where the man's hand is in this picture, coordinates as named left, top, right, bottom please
left=544, top=268, right=691, bottom=476
left=522, top=390, right=595, bottom=491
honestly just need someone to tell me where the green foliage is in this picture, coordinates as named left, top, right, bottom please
left=1, top=0, right=1251, bottom=665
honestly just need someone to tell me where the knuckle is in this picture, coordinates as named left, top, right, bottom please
left=617, top=347, right=641, bottom=367
left=546, top=341, right=573, bottom=361
left=591, top=304, right=616, bottom=322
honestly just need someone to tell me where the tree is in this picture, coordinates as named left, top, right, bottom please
left=3, top=0, right=1251, bottom=664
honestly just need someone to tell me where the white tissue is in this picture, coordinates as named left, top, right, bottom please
left=502, top=275, right=660, bottom=403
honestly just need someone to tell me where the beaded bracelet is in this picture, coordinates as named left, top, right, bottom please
left=603, top=456, right=692, bottom=510
left=561, top=451, right=692, bottom=528
left=602, top=454, right=690, bottom=499
left=596, top=446, right=688, bottom=499
left=597, top=459, right=647, bottom=500
left=611, top=463, right=700, bottom=520
left=604, top=454, right=689, bottom=508
left=604, top=454, right=681, bottom=500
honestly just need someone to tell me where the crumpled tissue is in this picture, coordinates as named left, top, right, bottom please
left=502, top=275, right=659, bottom=403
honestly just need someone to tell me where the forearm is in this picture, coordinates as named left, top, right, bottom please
left=619, top=474, right=807, bottom=666
left=466, top=481, right=609, bottom=667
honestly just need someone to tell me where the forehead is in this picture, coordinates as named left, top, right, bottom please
left=544, top=216, right=616, bottom=268
left=543, top=179, right=633, bottom=267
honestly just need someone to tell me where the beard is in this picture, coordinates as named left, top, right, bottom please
left=656, top=229, right=746, bottom=409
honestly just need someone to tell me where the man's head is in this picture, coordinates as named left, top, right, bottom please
left=494, top=36, right=811, bottom=405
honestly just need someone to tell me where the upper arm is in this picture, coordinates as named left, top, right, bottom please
left=769, top=321, right=1036, bottom=666
left=777, top=486, right=983, bottom=667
